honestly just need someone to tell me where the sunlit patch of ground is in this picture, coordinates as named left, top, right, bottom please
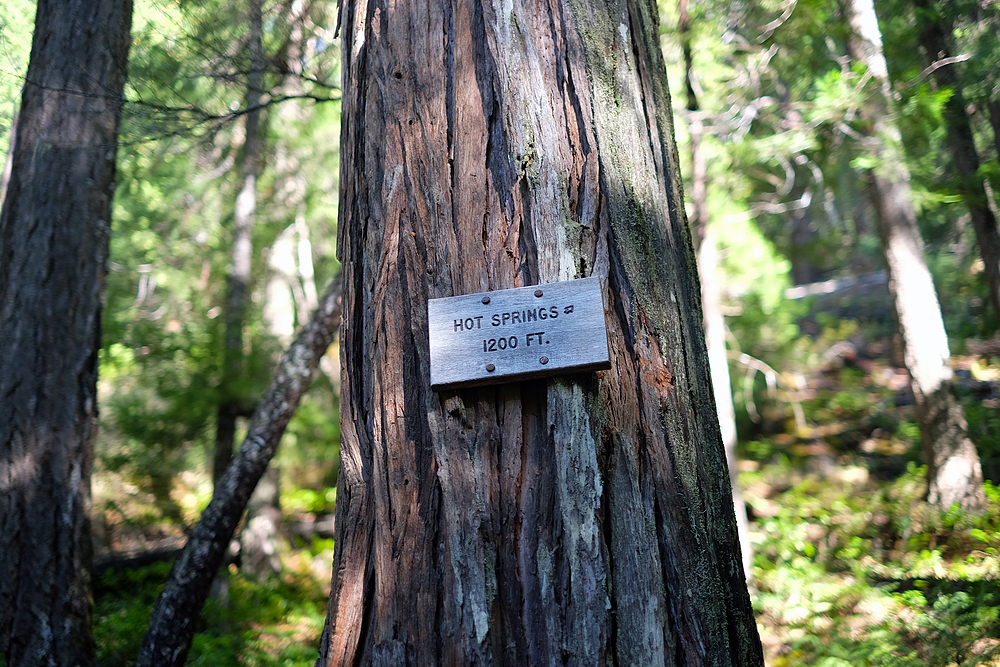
left=740, top=331, right=1000, bottom=666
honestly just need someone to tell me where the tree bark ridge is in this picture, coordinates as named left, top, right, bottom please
left=318, top=1, right=761, bottom=665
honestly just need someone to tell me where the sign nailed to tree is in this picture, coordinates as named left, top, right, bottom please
left=428, top=276, right=611, bottom=389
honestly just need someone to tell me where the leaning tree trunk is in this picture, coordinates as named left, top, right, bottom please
left=913, top=0, right=1000, bottom=319
left=317, top=1, right=763, bottom=665
left=843, top=0, right=984, bottom=511
left=136, top=277, right=343, bottom=667
left=0, top=0, right=132, bottom=665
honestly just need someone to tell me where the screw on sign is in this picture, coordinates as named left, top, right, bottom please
left=427, top=277, right=610, bottom=390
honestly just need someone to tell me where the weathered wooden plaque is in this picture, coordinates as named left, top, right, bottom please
left=428, top=276, right=611, bottom=390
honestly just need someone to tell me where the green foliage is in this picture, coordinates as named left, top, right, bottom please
left=283, top=487, right=336, bottom=516
left=964, top=399, right=1000, bottom=485
left=94, top=563, right=172, bottom=665
left=95, top=0, right=343, bottom=527
left=750, top=459, right=1000, bottom=666
left=89, top=3, right=345, bottom=658
left=94, top=558, right=330, bottom=667
left=0, top=0, right=33, bottom=153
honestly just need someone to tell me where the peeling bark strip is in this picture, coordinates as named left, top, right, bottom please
left=0, top=1, right=133, bottom=665
left=136, top=277, right=343, bottom=667
left=318, top=1, right=763, bottom=665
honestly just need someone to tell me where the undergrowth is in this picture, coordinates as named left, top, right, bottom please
left=742, top=330, right=1000, bottom=667
left=94, top=537, right=333, bottom=667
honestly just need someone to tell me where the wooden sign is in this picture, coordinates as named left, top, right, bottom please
left=428, top=276, right=611, bottom=390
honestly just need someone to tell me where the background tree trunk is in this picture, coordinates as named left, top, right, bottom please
left=842, top=0, right=985, bottom=511
left=680, top=0, right=753, bottom=580
left=913, top=0, right=1000, bottom=319
left=0, top=110, right=15, bottom=207
left=0, top=0, right=132, bottom=664
left=215, top=0, right=266, bottom=485
left=318, top=1, right=762, bottom=665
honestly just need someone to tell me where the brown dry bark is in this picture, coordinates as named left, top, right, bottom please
left=317, top=1, right=762, bottom=665
left=136, top=277, right=343, bottom=667
left=0, top=1, right=132, bottom=665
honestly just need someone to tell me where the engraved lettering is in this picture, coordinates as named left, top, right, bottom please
left=484, top=336, right=518, bottom=352
left=428, top=277, right=610, bottom=389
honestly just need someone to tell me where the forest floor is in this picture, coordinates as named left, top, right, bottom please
left=740, top=298, right=1000, bottom=666
left=90, top=295, right=1000, bottom=666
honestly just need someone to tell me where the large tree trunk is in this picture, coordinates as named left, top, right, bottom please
left=215, top=0, right=266, bottom=484
left=913, top=0, right=1000, bottom=319
left=317, top=1, right=763, bottom=665
left=843, top=0, right=984, bottom=511
left=0, top=0, right=132, bottom=665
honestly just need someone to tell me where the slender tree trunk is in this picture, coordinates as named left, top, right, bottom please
left=990, top=101, right=1000, bottom=164
left=913, top=0, right=1000, bottom=319
left=843, top=0, right=984, bottom=511
left=788, top=202, right=820, bottom=284
left=700, top=230, right=754, bottom=577
left=136, top=276, right=343, bottom=667
left=0, top=109, right=15, bottom=208
left=317, top=1, right=763, bottom=665
left=680, top=0, right=752, bottom=580
left=0, top=1, right=132, bottom=665
left=215, top=0, right=266, bottom=485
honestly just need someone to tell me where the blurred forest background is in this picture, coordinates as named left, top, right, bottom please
left=3, top=0, right=1000, bottom=664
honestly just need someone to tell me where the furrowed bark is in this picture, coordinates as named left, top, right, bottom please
left=136, top=276, right=343, bottom=667
left=0, top=1, right=132, bottom=665
left=317, top=1, right=763, bottom=665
